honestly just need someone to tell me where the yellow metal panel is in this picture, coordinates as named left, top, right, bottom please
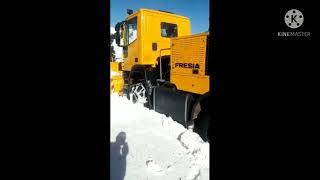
left=110, top=62, right=124, bottom=93
left=170, top=33, right=209, bottom=95
left=110, top=62, right=122, bottom=73
left=140, top=9, right=191, bottom=67
left=123, top=9, right=191, bottom=71
left=171, top=74, right=209, bottom=94
left=171, top=33, right=208, bottom=76
left=112, top=75, right=124, bottom=93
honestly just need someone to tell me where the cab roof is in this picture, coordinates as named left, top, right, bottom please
left=126, top=8, right=190, bottom=21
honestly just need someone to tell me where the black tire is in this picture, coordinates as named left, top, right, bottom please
left=193, top=109, right=211, bottom=142
left=161, top=82, right=177, bottom=91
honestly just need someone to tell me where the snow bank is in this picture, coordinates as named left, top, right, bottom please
left=110, top=94, right=210, bottom=180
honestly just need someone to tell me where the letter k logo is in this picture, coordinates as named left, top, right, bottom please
left=284, top=9, right=304, bottom=29
left=291, top=15, right=297, bottom=23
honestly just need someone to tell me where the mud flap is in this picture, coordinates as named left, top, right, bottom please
left=153, top=86, right=193, bottom=127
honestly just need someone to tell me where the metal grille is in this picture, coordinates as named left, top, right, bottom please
left=171, top=34, right=207, bottom=76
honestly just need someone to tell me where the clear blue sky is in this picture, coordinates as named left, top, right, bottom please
left=111, top=0, right=209, bottom=34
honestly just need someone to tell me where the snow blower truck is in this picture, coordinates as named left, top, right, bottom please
left=113, top=9, right=212, bottom=142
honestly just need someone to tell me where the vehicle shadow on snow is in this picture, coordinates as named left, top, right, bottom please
left=110, top=131, right=129, bottom=180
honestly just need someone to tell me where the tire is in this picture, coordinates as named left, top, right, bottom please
left=126, top=83, right=152, bottom=108
left=193, top=109, right=211, bottom=142
left=162, top=82, right=177, bottom=91
left=126, top=84, right=142, bottom=103
left=126, top=86, right=138, bottom=103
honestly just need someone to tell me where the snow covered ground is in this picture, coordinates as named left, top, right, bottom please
left=110, top=94, right=210, bottom=180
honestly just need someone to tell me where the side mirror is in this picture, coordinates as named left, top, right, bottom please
left=114, top=21, right=126, bottom=47
left=115, top=22, right=121, bottom=31
left=115, top=32, right=121, bottom=46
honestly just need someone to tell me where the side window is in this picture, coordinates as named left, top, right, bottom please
left=161, top=22, right=178, bottom=37
left=128, top=17, right=137, bottom=44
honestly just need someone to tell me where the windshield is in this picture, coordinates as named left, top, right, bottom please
left=127, top=17, right=137, bottom=44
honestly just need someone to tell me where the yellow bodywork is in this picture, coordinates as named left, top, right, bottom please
left=123, top=9, right=191, bottom=71
left=170, top=33, right=210, bottom=95
left=110, top=62, right=124, bottom=94
left=118, top=9, right=209, bottom=95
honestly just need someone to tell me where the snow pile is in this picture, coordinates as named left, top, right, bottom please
left=110, top=94, right=210, bottom=180
left=178, top=130, right=210, bottom=167
left=110, top=71, right=121, bottom=78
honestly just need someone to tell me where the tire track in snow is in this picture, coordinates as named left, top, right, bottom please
left=111, top=94, right=209, bottom=180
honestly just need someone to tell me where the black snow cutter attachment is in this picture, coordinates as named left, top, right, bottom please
left=153, top=86, right=193, bottom=127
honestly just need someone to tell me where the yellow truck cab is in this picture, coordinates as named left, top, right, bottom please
left=115, top=9, right=191, bottom=71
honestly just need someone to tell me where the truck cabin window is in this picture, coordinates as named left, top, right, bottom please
left=161, top=22, right=178, bottom=37
left=128, top=17, right=137, bottom=44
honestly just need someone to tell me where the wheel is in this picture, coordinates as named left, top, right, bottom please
left=161, top=82, right=177, bottom=91
left=126, top=83, right=147, bottom=104
left=126, top=86, right=137, bottom=103
left=193, top=109, right=211, bottom=142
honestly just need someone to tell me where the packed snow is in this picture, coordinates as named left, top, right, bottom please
left=110, top=94, right=210, bottom=180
